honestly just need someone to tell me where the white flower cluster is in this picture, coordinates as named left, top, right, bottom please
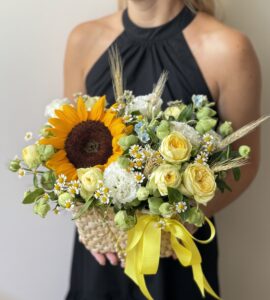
left=103, top=162, right=139, bottom=205
left=53, top=174, right=81, bottom=197
left=126, top=93, right=163, bottom=118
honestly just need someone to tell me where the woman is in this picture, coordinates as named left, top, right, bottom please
left=65, top=0, right=261, bottom=299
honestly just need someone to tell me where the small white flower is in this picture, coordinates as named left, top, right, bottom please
left=18, top=168, right=25, bottom=178
left=54, top=183, right=62, bottom=195
left=67, top=185, right=80, bottom=197
left=24, top=132, right=33, bottom=141
left=56, top=174, right=67, bottom=187
left=194, top=151, right=209, bottom=165
left=133, top=171, right=145, bottom=184
left=175, top=201, right=187, bottom=213
left=65, top=199, right=74, bottom=211
left=129, top=145, right=142, bottom=158
left=99, top=194, right=110, bottom=205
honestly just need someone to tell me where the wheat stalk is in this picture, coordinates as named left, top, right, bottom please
left=217, top=116, right=270, bottom=150
left=147, top=71, right=168, bottom=118
left=211, top=157, right=249, bottom=173
left=108, top=45, right=124, bottom=102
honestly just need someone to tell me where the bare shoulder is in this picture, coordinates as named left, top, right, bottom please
left=67, top=11, right=123, bottom=53
left=64, top=11, right=123, bottom=79
left=192, top=12, right=260, bottom=70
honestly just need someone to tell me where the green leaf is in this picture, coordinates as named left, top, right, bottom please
left=72, top=198, right=94, bottom=220
left=147, top=128, right=159, bottom=143
left=216, top=178, right=232, bottom=193
left=232, top=167, right=241, bottom=181
left=22, top=188, right=45, bottom=204
left=167, top=187, right=183, bottom=204
left=226, top=145, right=231, bottom=159
left=177, top=104, right=193, bottom=122
left=33, top=174, right=39, bottom=188
left=48, top=191, right=58, bottom=201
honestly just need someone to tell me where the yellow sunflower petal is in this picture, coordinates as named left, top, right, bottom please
left=48, top=118, right=72, bottom=132
left=77, top=97, right=88, bottom=121
left=109, top=121, right=126, bottom=136
left=46, top=128, right=68, bottom=138
left=62, top=105, right=81, bottom=124
left=89, top=96, right=106, bottom=121
left=51, top=150, right=67, bottom=160
left=102, top=110, right=116, bottom=127
left=39, top=137, right=65, bottom=149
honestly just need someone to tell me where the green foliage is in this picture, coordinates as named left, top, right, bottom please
left=72, top=198, right=94, bottom=220
left=167, top=187, right=183, bottom=203
left=232, top=167, right=241, bottom=181
left=177, top=104, right=193, bottom=122
left=22, top=188, right=45, bottom=204
left=216, top=177, right=232, bottom=193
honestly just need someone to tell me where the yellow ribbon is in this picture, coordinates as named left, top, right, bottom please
left=124, top=215, right=220, bottom=300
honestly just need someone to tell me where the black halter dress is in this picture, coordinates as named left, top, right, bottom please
left=66, top=6, right=219, bottom=300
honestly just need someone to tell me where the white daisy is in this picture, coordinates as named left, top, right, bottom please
left=175, top=201, right=188, bottom=213
left=24, top=132, right=33, bottom=141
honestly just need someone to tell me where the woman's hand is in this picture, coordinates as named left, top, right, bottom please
left=90, top=251, right=119, bottom=266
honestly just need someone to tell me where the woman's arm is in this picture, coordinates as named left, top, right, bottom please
left=203, top=31, right=262, bottom=217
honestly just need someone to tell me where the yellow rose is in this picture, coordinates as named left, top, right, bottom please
left=149, top=164, right=182, bottom=196
left=181, top=163, right=216, bottom=204
left=159, top=131, right=192, bottom=163
left=77, top=167, right=103, bottom=195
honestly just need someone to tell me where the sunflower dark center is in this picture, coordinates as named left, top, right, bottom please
left=65, top=120, right=113, bottom=168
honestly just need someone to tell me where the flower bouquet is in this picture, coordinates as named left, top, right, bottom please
left=9, top=48, right=268, bottom=300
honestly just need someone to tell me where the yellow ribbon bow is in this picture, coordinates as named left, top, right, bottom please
left=124, top=215, right=220, bottom=300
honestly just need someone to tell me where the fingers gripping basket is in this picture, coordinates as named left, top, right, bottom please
left=73, top=206, right=174, bottom=261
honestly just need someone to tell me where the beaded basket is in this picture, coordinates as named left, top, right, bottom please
left=73, top=206, right=174, bottom=261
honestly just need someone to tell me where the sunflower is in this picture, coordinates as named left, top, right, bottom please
left=40, top=96, right=129, bottom=180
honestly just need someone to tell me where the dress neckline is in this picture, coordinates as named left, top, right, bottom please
left=122, top=5, right=195, bottom=41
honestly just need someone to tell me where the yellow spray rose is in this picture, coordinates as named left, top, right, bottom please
left=181, top=163, right=216, bottom=205
left=77, top=167, right=103, bottom=195
left=149, top=164, right=182, bottom=196
left=159, top=131, right=192, bottom=163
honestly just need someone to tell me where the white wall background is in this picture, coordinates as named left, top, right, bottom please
left=0, top=1, right=269, bottom=300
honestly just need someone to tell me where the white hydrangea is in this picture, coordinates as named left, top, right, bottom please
left=45, top=98, right=70, bottom=118
left=170, top=121, right=202, bottom=147
left=126, top=93, right=163, bottom=117
left=103, top=162, right=139, bottom=205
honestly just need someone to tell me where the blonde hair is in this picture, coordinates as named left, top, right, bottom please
left=118, top=0, right=215, bottom=16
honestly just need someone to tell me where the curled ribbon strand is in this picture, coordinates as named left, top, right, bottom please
left=124, top=215, right=221, bottom=300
